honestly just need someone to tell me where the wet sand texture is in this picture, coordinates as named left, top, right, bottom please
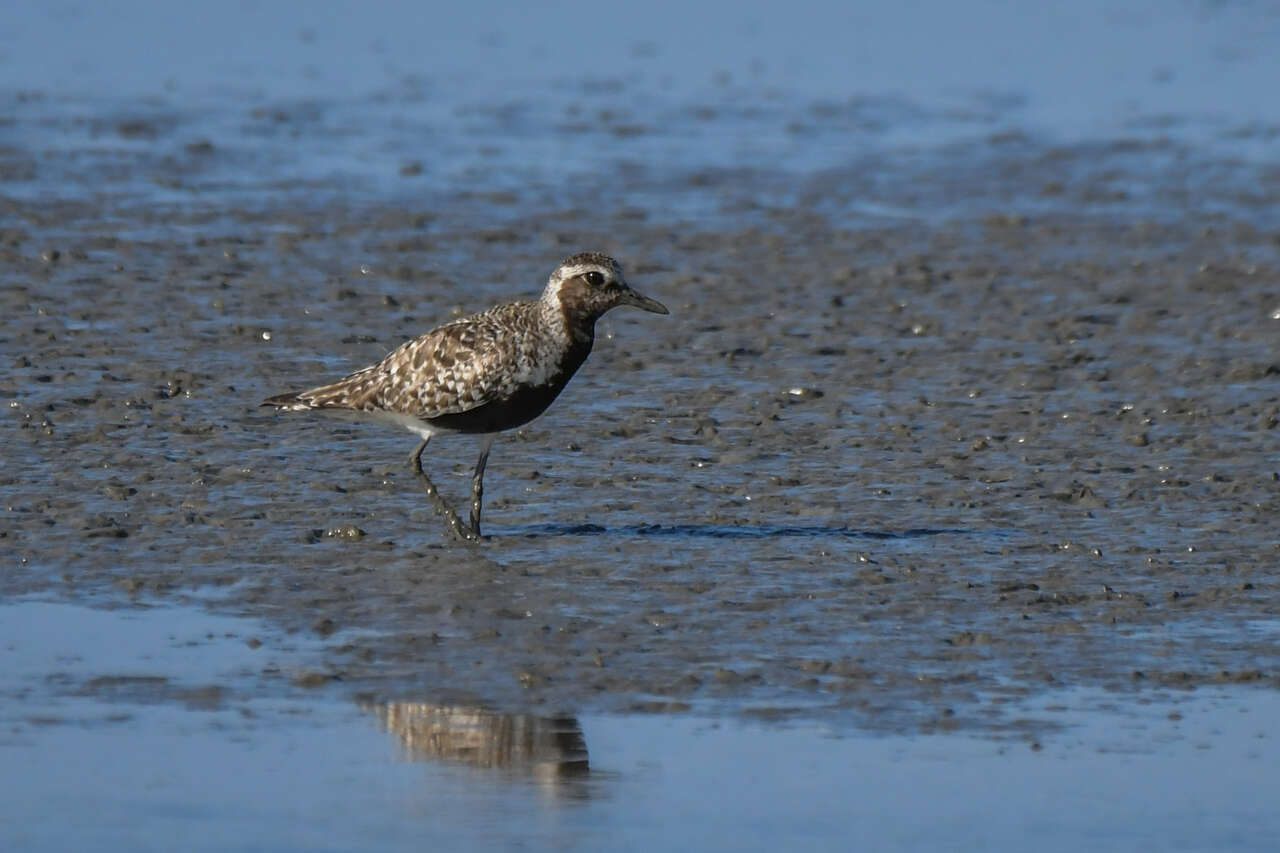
left=2, top=105, right=1279, bottom=728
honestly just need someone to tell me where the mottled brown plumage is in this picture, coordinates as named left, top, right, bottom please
left=264, top=301, right=586, bottom=431
left=262, top=252, right=667, bottom=540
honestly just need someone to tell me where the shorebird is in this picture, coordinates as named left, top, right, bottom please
left=261, top=252, right=668, bottom=540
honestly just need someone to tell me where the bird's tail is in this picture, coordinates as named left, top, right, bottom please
left=260, top=390, right=312, bottom=411
left=261, top=367, right=382, bottom=412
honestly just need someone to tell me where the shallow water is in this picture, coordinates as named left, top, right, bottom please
left=3, top=0, right=1280, bottom=848
left=3, top=600, right=1278, bottom=852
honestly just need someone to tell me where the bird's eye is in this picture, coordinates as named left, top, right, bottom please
left=584, top=271, right=605, bottom=287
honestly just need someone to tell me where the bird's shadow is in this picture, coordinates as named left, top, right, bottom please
left=486, top=523, right=977, bottom=541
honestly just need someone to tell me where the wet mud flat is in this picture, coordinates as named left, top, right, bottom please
left=2, top=117, right=1280, bottom=732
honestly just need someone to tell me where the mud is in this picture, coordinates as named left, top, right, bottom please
left=3, top=91, right=1280, bottom=733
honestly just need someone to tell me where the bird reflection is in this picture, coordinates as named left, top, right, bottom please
left=362, top=701, right=589, bottom=787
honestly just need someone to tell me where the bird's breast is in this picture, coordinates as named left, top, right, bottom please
left=425, top=338, right=592, bottom=435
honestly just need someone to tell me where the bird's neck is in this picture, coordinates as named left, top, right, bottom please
left=539, top=294, right=597, bottom=348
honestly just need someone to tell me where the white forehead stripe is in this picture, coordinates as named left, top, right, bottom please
left=551, top=262, right=622, bottom=284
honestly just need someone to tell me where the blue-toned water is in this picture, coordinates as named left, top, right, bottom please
left=6, top=1, right=1279, bottom=136
left=4, top=0, right=1279, bottom=218
left=2, top=600, right=1277, bottom=852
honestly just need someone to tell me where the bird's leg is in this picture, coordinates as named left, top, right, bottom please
left=407, top=435, right=476, bottom=542
left=469, top=436, right=494, bottom=537
left=408, top=437, right=429, bottom=474
left=419, top=470, right=474, bottom=542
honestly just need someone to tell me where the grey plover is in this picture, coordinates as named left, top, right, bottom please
left=261, top=252, right=668, bottom=540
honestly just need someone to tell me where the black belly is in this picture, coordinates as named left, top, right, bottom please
left=425, top=349, right=590, bottom=435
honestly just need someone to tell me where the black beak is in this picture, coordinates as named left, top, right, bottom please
left=618, top=287, right=669, bottom=315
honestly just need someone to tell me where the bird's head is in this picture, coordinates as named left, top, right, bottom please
left=542, top=252, right=668, bottom=327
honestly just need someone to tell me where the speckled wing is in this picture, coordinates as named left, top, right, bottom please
left=266, top=302, right=548, bottom=420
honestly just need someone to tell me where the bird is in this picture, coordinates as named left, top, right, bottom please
left=261, top=252, right=668, bottom=540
